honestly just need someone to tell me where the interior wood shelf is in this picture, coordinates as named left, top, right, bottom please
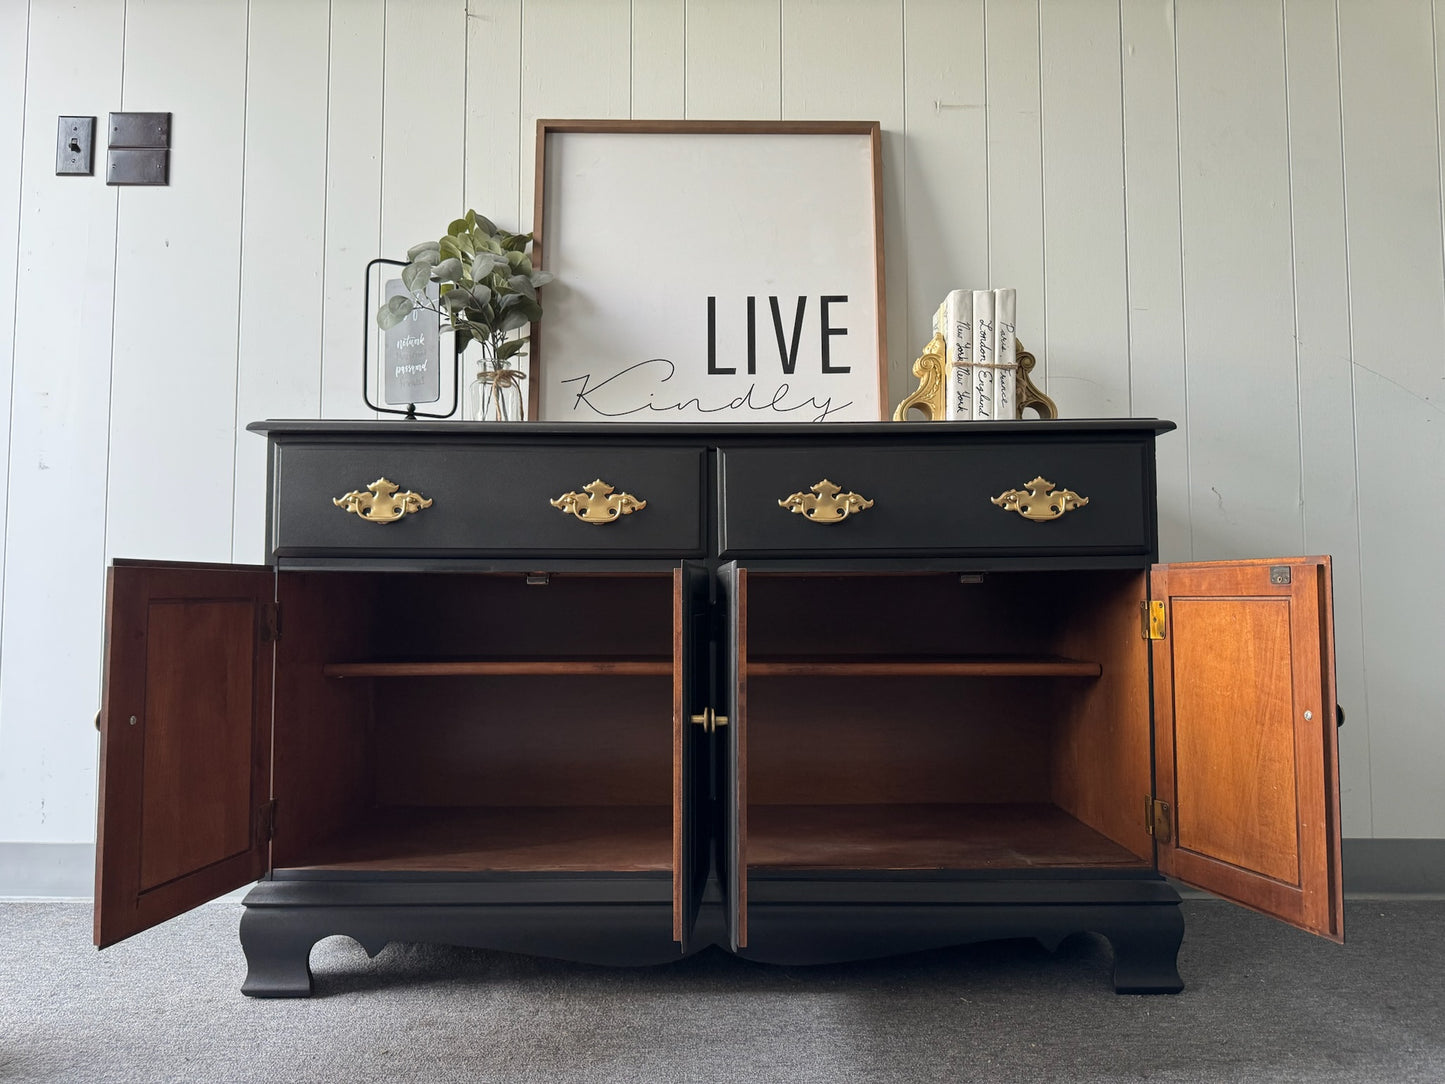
left=323, top=657, right=673, bottom=679
left=745, top=655, right=1102, bottom=678
left=747, top=803, right=1148, bottom=870
left=283, top=805, right=673, bottom=872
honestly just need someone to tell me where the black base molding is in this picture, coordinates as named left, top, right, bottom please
left=238, top=873, right=1184, bottom=998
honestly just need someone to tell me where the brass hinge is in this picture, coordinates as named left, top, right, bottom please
left=256, top=800, right=276, bottom=843
left=261, top=602, right=281, bottom=642
left=1144, top=796, right=1172, bottom=844
left=1140, top=600, right=1166, bottom=640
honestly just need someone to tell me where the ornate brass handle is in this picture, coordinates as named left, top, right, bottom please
left=778, top=479, right=874, bottom=524
left=690, top=708, right=729, bottom=734
left=333, top=478, right=433, bottom=524
left=991, top=476, right=1088, bottom=521
left=550, top=479, right=647, bottom=524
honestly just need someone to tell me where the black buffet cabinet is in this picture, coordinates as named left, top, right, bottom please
left=93, top=420, right=1343, bottom=996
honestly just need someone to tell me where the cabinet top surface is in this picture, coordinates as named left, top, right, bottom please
left=249, top=419, right=1177, bottom=441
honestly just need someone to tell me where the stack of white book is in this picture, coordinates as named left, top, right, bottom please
left=932, top=288, right=1018, bottom=420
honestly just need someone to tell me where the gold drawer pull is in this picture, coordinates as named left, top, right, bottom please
left=991, top=476, right=1089, bottom=521
left=690, top=708, right=728, bottom=734
left=778, top=479, right=874, bottom=524
left=333, top=478, right=433, bottom=524
left=550, top=479, right=647, bottom=524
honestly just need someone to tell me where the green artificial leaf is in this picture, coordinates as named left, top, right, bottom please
left=529, top=270, right=555, bottom=289
left=455, top=231, right=477, bottom=259
left=376, top=294, right=414, bottom=329
left=481, top=235, right=504, bottom=255
left=471, top=252, right=504, bottom=280
left=443, top=288, right=471, bottom=312
left=497, top=297, right=543, bottom=333
left=459, top=318, right=492, bottom=340
left=496, top=336, right=529, bottom=360
left=454, top=326, right=473, bottom=351
left=448, top=217, right=470, bottom=238
left=508, top=274, right=536, bottom=301
left=432, top=257, right=463, bottom=282
left=502, top=232, right=531, bottom=252
left=438, top=236, right=464, bottom=262
left=471, top=283, right=492, bottom=307
left=505, top=250, right=533, bottom=274
left=473, top=212, right=497, bottom=236
left=401, top=259, right=434, bottom=295
left=406, top=240, right=441, bottom=262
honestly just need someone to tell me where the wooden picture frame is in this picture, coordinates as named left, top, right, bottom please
left=531, top=120, right=887, bottom=422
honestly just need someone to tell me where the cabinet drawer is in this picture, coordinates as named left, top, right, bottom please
left=272, top=442, right=705, bottom=558
left=718, top=440, right=1151, bottom=558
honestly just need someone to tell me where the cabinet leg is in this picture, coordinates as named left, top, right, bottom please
left=1099, top=907, right=1185, bottom=994
left=239, top=906, right=322, bottom=998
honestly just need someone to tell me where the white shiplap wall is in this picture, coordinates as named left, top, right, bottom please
left=2, top=0, right=1441, bottom=850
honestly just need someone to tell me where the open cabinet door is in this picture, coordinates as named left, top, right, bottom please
left=1151, top=557, right=1343, bottom=941
left=674, top=563, right=711, bottom=950
left=718, top=562, right=746, bottom=951
left=95, top=561, right=276, bottom=948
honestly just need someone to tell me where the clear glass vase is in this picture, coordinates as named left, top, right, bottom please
left=466, top=361, right=526, bottom=422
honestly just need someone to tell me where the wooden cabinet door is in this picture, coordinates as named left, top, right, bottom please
left=95, top=561, right=276, bottom=948
left=718, top=562, right=746, bottom=951
left=674, top=563, right=711, bottom=949
left=1150, top=557, right=1343, bottom=940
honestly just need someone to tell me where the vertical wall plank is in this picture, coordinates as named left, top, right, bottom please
left=902, top=0, right=988, bottom=371
left=633, top=0, right=686, bottom=118
left=0, top=0, right=124, bottom=842
left=466, top=0, right=523, bottom=227
left=1120, top=0, right=1190, bottom=561
left=320, top=0, right=385, bottom=420
left=520, top=0, right=632, bottom=234
left=1339, top=0, right=1444, bottom=403
left=1038, top=0, right=1130, bottom=418
left=106, top=0, right=249, bottom=562
left=231, top=0, right=330, bottom=563
left=685, top=0, right=781, bottom=120
left=1283, top=0, right=1371, bottom=836
left=382, top=0, right=468, bottom=259
left=782, top=0, right=907, bottom=401
left=985, top=0, right=1046, bottom=386
left=1342, top=0, right=1445, bottom=837
left=0, top=0, right=28, bottom=592
left=1175, top=0, right=1302, bottom=560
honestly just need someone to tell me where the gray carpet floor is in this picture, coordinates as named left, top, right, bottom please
left=0, top=898, right=1441, bottom=1083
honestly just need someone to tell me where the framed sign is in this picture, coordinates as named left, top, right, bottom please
left=532, top=120, right=887, bottom=422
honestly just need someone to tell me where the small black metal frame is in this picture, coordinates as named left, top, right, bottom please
left=362, top=257, right=461, bottom=420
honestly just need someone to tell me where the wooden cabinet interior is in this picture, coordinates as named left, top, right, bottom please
left=739, top=570, right=1154, bottom=875
left=269, top=571, right=675, bottom=875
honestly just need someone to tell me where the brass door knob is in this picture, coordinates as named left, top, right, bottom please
left=689, top=708, right=729, bottom=734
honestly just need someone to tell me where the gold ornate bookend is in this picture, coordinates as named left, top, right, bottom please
left=892, top=337, right=1057, bottom=421
left=332, top=478, right=433, bottom=524
left=991, top=477, right=1088, bottom=521
left=1014, top=346, right=1056, bottom=419
left=550, top=479, right=647, bottom=524
left=779, top=480, right=874, bottom=523
left=892, top=332, right=948, bottom=421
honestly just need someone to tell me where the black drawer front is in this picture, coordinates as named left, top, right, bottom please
left=718, top=441, right=1150, bottom=557
left=273, top=443, right=705, bottom=557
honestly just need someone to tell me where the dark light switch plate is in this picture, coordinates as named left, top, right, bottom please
left=56, top=116, right=96, bottom=175
left=108, top=112, right=171, bottom=149
left=107, top=148, right=169, bottom=186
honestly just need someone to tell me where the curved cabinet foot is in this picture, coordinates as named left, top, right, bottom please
left=1098, top=909, right=1185, bottom=994
left=239, top=905, right=324, bottom=998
